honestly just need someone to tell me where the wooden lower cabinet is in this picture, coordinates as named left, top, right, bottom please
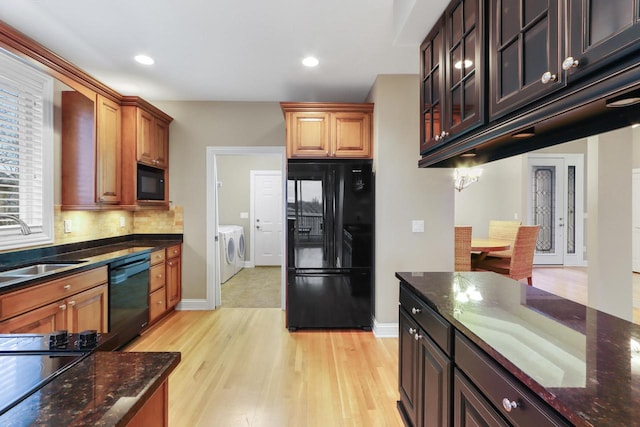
left=398, top=282, right=569, bottom=427
left=398, top=308, right=451, bottom=427
left=453, top=370, right=508, bottom=427
left=127, top=380, right=169, bottom=427
left=166, top=245, right=182, bottom=309
left=147, top=244, right=182, bottom=325
left=0, top=268, right=108, bottom=334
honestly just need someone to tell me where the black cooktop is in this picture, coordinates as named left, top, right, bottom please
left=0, top=331, right=117, bottom=416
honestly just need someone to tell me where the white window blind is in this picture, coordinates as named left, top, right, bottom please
left=0, top=48, right=53, bottom=250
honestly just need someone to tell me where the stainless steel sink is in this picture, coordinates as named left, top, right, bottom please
left=0, top=263, right=78, bottom=277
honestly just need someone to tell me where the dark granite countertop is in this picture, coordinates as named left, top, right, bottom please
left=0, top=351, right=180, bottom=426
left=396, top=271, right=640, bottom=427
left=0, top=234, right=182, bottom=295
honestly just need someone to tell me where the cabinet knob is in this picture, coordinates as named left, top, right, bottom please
left=541, top=71, right=557, bottom=84
left=414, top=333, right=423, bottom=341
left=408, top=327, right=416, bottom=335
left=63, top=284, right=71, bottom=290
left=68, top=300, right=76, bottom=306
left=157, top=300, right=163, bottom=305
left=157, top=274, right=163, bottom=279
left=411, top=307, right=421, bottom=315
left=59, top=304, right=66, bottom=310
left=562, top=56, right=580, bottom=71
left=502, top=398, right=519, bottom=412
left=168, top=262, right=173, bottom=266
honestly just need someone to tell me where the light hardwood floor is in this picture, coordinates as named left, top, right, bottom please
left=126, top=308, right=403, bottom=427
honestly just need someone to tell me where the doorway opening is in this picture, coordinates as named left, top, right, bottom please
left=206, top=147, right=286, bottom=309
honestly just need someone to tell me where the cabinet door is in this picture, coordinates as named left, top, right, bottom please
left=567, top=0, right=640, bottom=79
left=66, top=284, right=108, bottom=333
left=286, top=112, right=331, bottom=158
left=96, top=95, right=122, bottom=204
left=489, top=0, right=564, bottom=119
left=137, top=108, right=155, bottom=165
left=0, top=301, right=66, bottom=333
left=154, top=118, right=169, bottom=168
left=444, top=0, right=484, bottom=141
left=421, top=18, right=446, bottom=153
left=166, top=256, right=182, bottom=309
left=331, top=112, right=372, bottom=158
left=417, top=329, right=451, bottom=427
left=398, top=309, right=420, bottom=426
left=453, top=370, right=509, bottom=427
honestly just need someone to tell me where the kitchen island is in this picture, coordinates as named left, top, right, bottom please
left=0, top=351, right=180, bottom=426
left=397, top=271, right=640, bottom=427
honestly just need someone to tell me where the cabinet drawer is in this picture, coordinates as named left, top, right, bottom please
left=149, top=287, right=166, bottom=323
left=0, top=267, right=107, bottom=321
left=400, top=285, right=452, bottom=356
left=149, top=263, right=166, bottom=292
left=150, top=249, right=166, bottom=266
left=455, top=332, right=570, bottom=427
left=166, top=244, right=181, bottom=259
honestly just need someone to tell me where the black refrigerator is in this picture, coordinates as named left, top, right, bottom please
left=286, top=159, right=374, bottom=331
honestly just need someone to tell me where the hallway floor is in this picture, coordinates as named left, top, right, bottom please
left=222, top=266, right=281, bottom=308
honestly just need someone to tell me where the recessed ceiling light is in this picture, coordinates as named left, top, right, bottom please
left=134, top=54, right=155, bottom=65
left=302, top=56, right=319, bottom=67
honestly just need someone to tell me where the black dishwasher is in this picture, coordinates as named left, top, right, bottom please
left=108, top=252, right=150, bottom=348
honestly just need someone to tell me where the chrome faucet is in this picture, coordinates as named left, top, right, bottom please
left=0, top=214, right=32, bottom=235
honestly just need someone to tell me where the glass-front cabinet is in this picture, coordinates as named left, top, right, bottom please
left=420, top=0, right=484, bottom=154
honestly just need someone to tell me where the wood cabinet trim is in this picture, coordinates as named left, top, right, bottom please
left=280, top=102, right=374, bottom=114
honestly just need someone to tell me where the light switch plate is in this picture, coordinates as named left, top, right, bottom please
left=64, top=219, right=72, bottom=233
left=120, top=216, right=126, bottom=228
left=240, top=212, right=249, bottom=219
left=412, top=220, right=424, bottom=233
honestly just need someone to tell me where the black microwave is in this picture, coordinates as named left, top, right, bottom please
left=137, top=164, right=165, bottom=201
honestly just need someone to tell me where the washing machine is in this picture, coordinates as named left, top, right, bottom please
left=233, top=225, right=245, bottom=274
left=218, top=225, right=236, bottom=283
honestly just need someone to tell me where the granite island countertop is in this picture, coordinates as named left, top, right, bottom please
left=0, top=351, right=180, bottom=426
left=396, top=271, right=640, bottom=427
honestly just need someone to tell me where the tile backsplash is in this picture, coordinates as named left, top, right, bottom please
left=54, top=205, right=184, bottom=245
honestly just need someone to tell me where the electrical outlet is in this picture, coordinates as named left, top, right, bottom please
left=64, top=219, right=72, bottom=233
left=119, top=216, right=126, bottom=228
left=412, top=220, right=425, bottom=233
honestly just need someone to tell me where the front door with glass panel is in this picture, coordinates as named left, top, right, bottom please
left=528, top=155, right=584, bottom=266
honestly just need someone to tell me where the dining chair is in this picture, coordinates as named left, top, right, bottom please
left=454, top=226, right=472, bottom=271
left=475, top=225, right=540, bottom=285
left=487, top=220, right=521, bottom=258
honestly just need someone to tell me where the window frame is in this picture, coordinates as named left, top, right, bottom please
left=0, top=48, right=54, bottom=251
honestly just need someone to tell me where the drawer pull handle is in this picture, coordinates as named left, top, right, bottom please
left=408, top=328, right=416, bottom=335
left=502, top=398, right=519, bottom=412
left=411, top=307, right=421, bottom=315
left=63, top=285, right=71, bottom=290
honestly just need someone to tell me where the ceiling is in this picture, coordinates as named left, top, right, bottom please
left=0, top=0, right=449, bottom=102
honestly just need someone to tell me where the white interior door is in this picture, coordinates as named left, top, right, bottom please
left=251, top=171, right=282, bottom=266
left=633, top=169, right=640, bottom=272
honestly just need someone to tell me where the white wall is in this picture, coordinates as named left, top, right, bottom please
left=368, top=75, right=454, bottom=325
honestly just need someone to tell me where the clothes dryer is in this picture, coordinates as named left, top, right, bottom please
left=233, top=225, right=245, bottom=274
left=218, top=225, right=236, bottom=283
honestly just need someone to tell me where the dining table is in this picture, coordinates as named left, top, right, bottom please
left=470, top=238, right=511, bottom=267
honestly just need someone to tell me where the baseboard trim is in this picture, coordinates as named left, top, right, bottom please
left=176, top=299, right=212, bottom=311
left=373, top=319, right=398, bottom=338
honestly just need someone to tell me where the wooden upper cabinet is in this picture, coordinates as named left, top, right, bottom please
left=566, top=0, right=640, bottom=80
left=420, top=0, right=484, bottom=154
left=132, top=105, right=170, bottom=169
left=281, top=103, right=373, bottom=159
left=489, top=0, right=564, bottom=119
left=61, top=91, right=122, bottom=209
left=96, top=95, right=122, bottom=204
